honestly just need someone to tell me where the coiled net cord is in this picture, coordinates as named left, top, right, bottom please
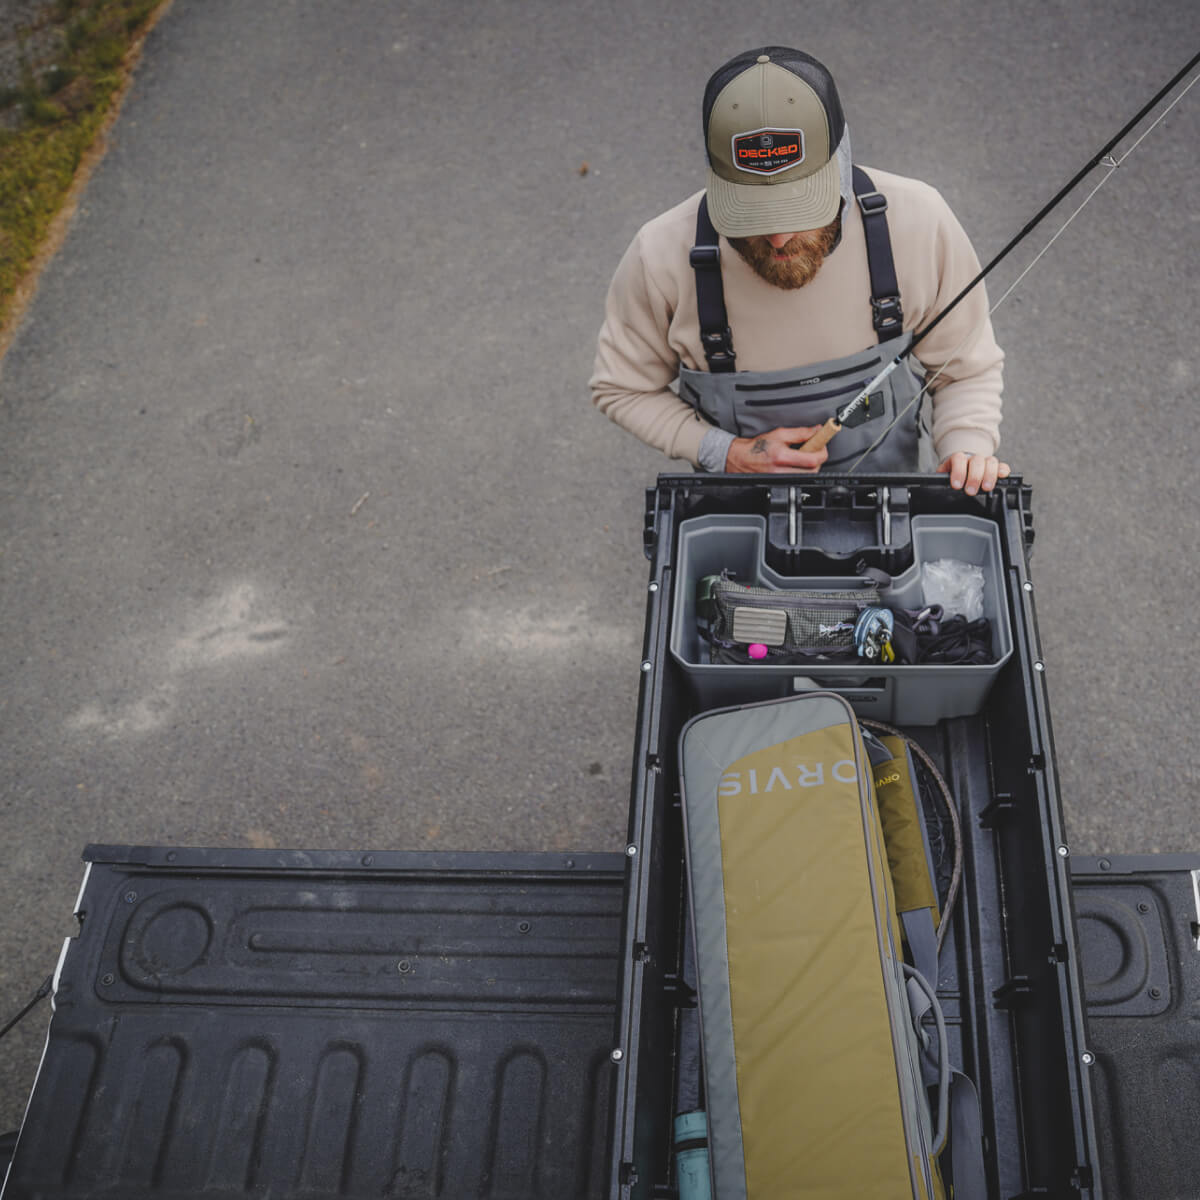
left=845, top=71, right=1200, bottom=475
left=862, top=718, right=962, bottom=956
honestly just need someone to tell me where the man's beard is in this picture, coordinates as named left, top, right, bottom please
left=728, top=217, right=842, bottom=290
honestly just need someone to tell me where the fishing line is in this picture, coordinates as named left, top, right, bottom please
left=832, top=54, right=1200, bottom=473
left=987, top=70, right=1200, bottom=314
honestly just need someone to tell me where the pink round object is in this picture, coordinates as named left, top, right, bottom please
left=748, top=643, right=768, bottom=660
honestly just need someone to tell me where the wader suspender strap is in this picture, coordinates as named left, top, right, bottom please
left=689, top=171, right=905, bottom=372
left=851, top=166, right=904, bottom=341
left=690, top=195, right=737, bottom=373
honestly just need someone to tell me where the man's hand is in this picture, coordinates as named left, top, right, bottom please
left=724, top=427, right=830, bottom=474
left=936, top=451, right=1011, bottom=495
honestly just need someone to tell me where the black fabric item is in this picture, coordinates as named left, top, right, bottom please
left=852, top=166, right=904, bottom=342
left=691, top=196, right=737, bottom=373
left=890, top=618, right=920, bottom=664
left=892, top=607, right=994, bottom=665
left=916, top=616, right=993, bottom=664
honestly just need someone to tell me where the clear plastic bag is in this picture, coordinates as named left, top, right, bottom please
left=921, top=558, right=985, bottom=621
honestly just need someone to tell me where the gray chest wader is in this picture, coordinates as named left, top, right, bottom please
left=680, top=166, right=936, bottom=472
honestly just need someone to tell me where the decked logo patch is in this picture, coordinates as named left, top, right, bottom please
left=732, top=127, right=806, bottom=176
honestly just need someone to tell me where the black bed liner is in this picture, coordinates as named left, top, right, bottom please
left=7, top=852, right=1196, bottom=1199
left=1071, top=854, right=1200, bottom=1200
left=3, top=848, right=624, bottom=1200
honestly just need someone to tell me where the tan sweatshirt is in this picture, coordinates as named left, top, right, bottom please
left=590, top=168, right=1004, bottom=467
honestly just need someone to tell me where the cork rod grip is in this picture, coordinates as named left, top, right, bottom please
left=797, top=417, right=841, bottom=453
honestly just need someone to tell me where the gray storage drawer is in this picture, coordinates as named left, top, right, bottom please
left=669, top=511, right=1012, bottom=723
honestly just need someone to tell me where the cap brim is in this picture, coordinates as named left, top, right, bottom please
left=706, top=151, right=842, bottom=238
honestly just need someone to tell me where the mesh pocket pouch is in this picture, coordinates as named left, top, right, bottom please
left=701, top=574, right=881, bottom=661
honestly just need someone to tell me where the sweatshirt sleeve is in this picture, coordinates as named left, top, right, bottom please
left=911, top=192, right=1005, bottom=460
left=589, top=228, right=711, bottom=467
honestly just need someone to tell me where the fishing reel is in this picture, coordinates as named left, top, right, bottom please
left=854, top=606, right=895, bottom=663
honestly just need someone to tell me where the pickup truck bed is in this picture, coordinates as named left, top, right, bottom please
left=4, top=477, right=1198, bottom=1200
left=3, top=850, right=624, bottom=1199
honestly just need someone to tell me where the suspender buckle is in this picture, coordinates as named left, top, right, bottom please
left=700, top=327, right=737, bottom=369
left=857, top=190, right=888, bottom=216
left=689, top=245, right=721, bottom=270
left=871, top=295, right=903, bottom=334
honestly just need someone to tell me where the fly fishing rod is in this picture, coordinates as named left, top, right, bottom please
left=799, top=49, right=1200, bottom=455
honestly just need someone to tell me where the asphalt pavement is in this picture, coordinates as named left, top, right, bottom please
left=1, top=0, right=1197, bottom=1130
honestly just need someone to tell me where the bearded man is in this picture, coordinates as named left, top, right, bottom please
left=590, top=47, right=1010, bottom=494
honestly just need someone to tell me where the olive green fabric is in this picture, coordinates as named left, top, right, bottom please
left=873, top=736, right=939, bottom=921
left=704, top=56, right=843, bottom=236
left=680, top=694, right=942, bottom=1199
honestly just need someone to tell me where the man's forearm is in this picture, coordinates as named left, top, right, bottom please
left=590, top=384, right=711, bottom=465
left=929, top=370, right=1003, bottom=461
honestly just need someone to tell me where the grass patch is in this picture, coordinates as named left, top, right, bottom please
left=0, top=0, right=168, bottom=337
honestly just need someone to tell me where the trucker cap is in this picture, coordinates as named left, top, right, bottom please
left=703, top=47, right=848, bottom=238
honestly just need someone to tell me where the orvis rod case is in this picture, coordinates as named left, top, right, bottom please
left=679, top=692, right=956, bottom=1199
